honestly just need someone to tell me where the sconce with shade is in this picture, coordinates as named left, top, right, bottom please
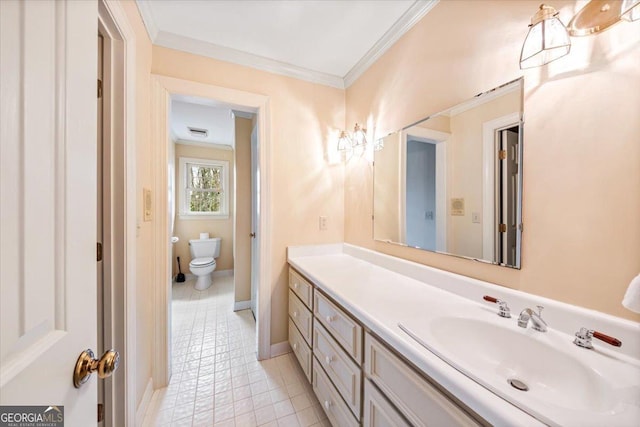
left=352, top=123, right=368, bottom=147
left=337, top=130, right=352, bottom=151
left=622, top=0, right=640, bottom=21
left=520, top=4, right=571, bottom=69
left=520, top=1, right=639, bottom=68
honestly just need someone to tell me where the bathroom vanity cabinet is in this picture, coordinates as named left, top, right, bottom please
left=288, top=266, right=483, bottom=427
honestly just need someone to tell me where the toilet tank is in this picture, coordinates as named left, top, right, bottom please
left=189, top=237, right=221, bottom=259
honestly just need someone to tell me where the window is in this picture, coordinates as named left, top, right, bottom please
left=179, top=157, right=229, bottom=218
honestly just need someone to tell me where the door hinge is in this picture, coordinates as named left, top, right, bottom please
left=97, top=79, right=103, bottom=98
left=499, top=223, right=507, bottom=233
left=97, top=242, right=103, bottom=262
left=499, top=150, right=507, bottom=160
left=97, top=403, right=104, bottom=422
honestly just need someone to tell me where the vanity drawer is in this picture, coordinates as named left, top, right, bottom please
left=313, top=321, right=362, bottom=419
left=363, top=379, right=411, bottom=427
left=314, top=290, right=363, bottom=364
left=312, top=357, right=359, bottom=427
left=364, top=334, right=480, bottom=427
left=289, top=320, right=312, bottom=382
left=289, top=290, right=313, bottom=346
left=289, top=267, right=313, bottom=309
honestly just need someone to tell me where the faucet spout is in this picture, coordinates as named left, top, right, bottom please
left=518, top=306, right=547, bottom=332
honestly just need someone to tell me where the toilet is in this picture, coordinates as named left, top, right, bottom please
left=188, top=237, right=221, bottom=290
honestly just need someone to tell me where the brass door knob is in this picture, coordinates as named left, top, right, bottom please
left=73, top=349, right=120, bottom=388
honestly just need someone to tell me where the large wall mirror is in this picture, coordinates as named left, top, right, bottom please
left=373, top=78, right=524, bottom=268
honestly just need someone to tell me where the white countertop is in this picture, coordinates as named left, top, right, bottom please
left=287, top=243, right=640, bottom=427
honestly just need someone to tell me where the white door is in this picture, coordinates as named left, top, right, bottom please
left=250, top=125, right=259, bottom=318
left=1, top=0, right=100, bottom=424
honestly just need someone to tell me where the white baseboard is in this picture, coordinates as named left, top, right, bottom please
left=135, top=377, right=154, bottom=426
left=173, top=269, right=234, bottom=283
left=270, top=341, right=291, bottom=357
left=234, top=300, right=252, bottom=311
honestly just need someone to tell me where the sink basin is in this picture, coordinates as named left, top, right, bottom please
left=400, top=315, right=640, bottom=427
left=429, top=317, right=613, bottom=412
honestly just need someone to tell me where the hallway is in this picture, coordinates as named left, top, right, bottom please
left=142, top=276, right=329, bottom=426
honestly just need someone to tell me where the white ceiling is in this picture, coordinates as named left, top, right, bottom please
left=136, top=0, right=439, bottom=88
left=170, top=98, right=236, bottom=146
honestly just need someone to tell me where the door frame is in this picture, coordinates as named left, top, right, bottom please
left=150, top=75, right=272, bottom=389
left=97, top=1, right=137, bottom=425
left=481, top=112, right=520, bottom=263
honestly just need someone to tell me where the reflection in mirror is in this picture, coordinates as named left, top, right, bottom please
left=373, top=78, right=523, bottom=268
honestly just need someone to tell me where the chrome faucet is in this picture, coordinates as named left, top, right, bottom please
left=517, top=305, right=547, bottom=332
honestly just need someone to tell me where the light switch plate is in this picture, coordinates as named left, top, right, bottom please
left=472, top=212, right=481, bottom=223
left=143, top=188, right=152, bottom=222
left=319, top=216, right=327, bottom=231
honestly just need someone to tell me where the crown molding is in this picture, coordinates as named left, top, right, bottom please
left=175, top=139, right=234, bottom=151
left=343, top=0, right=439, bottom=88
left=135, top=0, right=159, bottom=41
left=231, top=110, right=255, bottom=120
left=135, top=0, right=440, bottom=90
left=155, top=31, right=345, bottom=89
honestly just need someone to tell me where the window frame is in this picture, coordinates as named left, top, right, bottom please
left=178, top=156, right=230, bottom=219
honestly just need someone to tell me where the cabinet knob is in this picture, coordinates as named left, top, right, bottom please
left=325, top=355, right=333, bottom=364
left=325, top=315, right=335, bottom=323
left=293, top=343, right=298, bottom=350
left=293, top=311, right=298, bottom=318
left=324, top=400, right=332, bottom=410
left=294, top=283, right=299, bottom=289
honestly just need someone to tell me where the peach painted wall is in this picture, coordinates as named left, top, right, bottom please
left=173, top=143, right=235, bottom=273
left=152, top=46, right=346, bottom=344
left=120, top=0, right=154, bottom=409
left=345, top=0, right=640, bottom=321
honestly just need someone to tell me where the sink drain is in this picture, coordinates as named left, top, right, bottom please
left=507, top=378, right=529, bottom=391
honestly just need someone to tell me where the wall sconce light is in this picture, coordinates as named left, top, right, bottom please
left=519, top=4, right=571, bottom=69
left=621, top=0, right=639, bottom=21
left=337, top=130, right=352, bottom=151
left=351, top=123, right=368, bottom=147
left=520, top=1, right=639, bottom=68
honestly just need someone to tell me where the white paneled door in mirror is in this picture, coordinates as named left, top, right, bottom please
left=0, top=0, right=98, bottom=423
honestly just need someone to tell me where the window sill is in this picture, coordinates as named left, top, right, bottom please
left=178, top=214, right=230, bottom=221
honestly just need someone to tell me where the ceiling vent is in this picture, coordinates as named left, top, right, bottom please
left=188, top=127, right=209, bottom=138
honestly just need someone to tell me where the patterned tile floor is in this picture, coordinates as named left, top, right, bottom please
left=142, top=275, right=330, bottom=427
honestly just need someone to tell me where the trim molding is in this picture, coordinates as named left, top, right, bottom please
left=270, top=341, right=291, bottom=357
left=175, top=139, right=233, bottom=150
left=135, top=1, right=440, bottom=90
left=135, top=378, right=154, bottom=426
left=234, top=300, right=251, bottom=311
left=343, top=0, right=440, bottom=87
left=135, top=0, right=159, bottom=41
left=154, top=31, right=345, bottom=89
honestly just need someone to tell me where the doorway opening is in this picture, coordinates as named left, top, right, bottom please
left=149, top=75, right=272, bottom=392
left=166, top=96, right=260, bottom=384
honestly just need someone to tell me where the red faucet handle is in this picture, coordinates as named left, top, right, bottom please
left=593, top=331, right=622, bottom=347
left=483, top=295, right=499, bottom=303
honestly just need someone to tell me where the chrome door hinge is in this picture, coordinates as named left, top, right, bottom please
left=97, top=242, right=103, bottom=262
left=97, top=79, right=103, bottom=98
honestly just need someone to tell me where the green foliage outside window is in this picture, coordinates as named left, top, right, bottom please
left=187, top=164, right=223, bottom=213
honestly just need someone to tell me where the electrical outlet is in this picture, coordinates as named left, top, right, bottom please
left=472, top=212, right=481, bottom=223
left=319, top=216, right=328, bottom=231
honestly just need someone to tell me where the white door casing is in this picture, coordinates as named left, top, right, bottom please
left=250, top=125, right=259, bottom=319
left=151, top=74, right=272, bottom=389
left=1, top=0, right=98, bottom=423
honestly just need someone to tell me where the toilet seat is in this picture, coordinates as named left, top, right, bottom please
left=190, top=257, right=215, bottom=267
